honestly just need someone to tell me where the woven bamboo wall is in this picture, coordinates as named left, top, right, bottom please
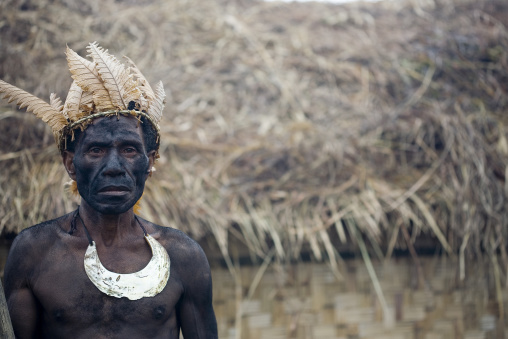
left=212, top=257, right=506, bottom=339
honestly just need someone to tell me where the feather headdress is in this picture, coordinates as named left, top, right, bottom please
left=0, top=42, right=166, bottom=156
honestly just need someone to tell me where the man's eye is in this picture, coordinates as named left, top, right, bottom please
left=88, top=147, right=103, bottom=154
left=124, top=147, right=137, bottom=154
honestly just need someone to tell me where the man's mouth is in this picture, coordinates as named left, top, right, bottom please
left=97, top=185, right=130, bottom=196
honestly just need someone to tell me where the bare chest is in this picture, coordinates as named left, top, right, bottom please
left=30, top=240, right=183, bottom=338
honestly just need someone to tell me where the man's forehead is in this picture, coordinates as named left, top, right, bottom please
left=80, top=116, right=144, bottom=143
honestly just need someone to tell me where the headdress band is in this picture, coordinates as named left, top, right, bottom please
left=60, top=109, right=161, bottom=157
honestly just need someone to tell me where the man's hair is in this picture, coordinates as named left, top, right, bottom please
left=64, top=116, right=159, bottom=154
left=140, top=115, right=159, bottom=153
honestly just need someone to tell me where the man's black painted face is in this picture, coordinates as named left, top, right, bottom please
left=72, top=116, right=150, bottom=215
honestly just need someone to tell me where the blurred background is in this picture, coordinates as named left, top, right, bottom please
left=0, top=0, right=507, bottom=337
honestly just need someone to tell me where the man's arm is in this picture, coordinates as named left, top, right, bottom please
left=4, top=231, right=41, bottom=338
left=176, top=239, right=218, bottom=339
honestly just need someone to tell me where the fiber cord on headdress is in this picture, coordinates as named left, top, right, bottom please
left=60, top=109, right=161, bottom=157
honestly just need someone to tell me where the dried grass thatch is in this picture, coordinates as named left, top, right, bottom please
left=1, top=0, right=507, bottom=278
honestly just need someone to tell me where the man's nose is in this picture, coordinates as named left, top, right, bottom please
left=102, top=150, right=125, bottom=176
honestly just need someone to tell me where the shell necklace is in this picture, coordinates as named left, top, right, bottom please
left=73, top=211, right=170, bottom=300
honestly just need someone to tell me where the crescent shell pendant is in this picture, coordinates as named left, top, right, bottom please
left=84, top=234, right=170, bottom=300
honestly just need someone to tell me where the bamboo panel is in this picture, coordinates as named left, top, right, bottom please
left=212, top=258, right=508, bottom=339
left=247, top=312, right=272, bottom=328
left=464, top=330, right=486, bottom=339
left=259, top=326, right=286, bottom=339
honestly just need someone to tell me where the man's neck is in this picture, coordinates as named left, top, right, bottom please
left=78, top=201, right=140, bottom=247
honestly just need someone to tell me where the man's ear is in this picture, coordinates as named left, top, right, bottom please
left=62, top=151, right=76, bottom=180
left=146, top=150, right=156, bottom=180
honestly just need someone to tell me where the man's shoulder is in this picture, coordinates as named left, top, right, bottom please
left=152, top=224, right=201, bottom=252
left=5, top=214, right=72, bottom=286
left=148, top=224, right=208, bottom=266
left=11, top=214, right=72, bottom=253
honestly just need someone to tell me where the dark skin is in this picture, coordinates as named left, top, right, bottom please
left=4, top=115, right=218, bottom=339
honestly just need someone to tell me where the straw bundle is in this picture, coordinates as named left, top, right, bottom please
left=0, top=0, right=507, bottom=277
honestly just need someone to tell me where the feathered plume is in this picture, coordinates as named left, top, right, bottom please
left=0, top=80, right=67, bottom=132
left=147, top=81, right=166, bottom=124
left=79, top=91, right=94, bottom=117
left=86, top=42, right=141, bottom=110
left=49, top=93, right=64, bottom=113
left=124, top=56, right=155, bottom=106
left=63, top=81, right=83, bottom=121
left=66, top=46, right=114, bottom=111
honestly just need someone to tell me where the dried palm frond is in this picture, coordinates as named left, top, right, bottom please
left=86, top=42, right=141, bottom=110
left=0, top=80, right=67, bottom=132
left=148, top=81, right=165, bottom=124
left=124, top=56, right=156, bottom=105
left=66, top=46, right=114, bottom=111
left=49, top=93, right=63, bottom=113
left=63, top=81, right=84, bottom=121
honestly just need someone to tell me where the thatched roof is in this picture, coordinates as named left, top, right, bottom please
left=1, top=0, right=507, bottom=272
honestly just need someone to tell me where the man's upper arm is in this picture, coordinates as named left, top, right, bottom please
left=177, top=239, right=218, bottom=339
left=4, top=231, right=41, bottom=339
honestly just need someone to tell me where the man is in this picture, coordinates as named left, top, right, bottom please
left=1, top=42, right=218, bottom=338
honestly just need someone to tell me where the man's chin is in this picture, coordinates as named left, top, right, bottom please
left=86, top=199, right=137, bottom=215
left=97, top=206, right=132, bottom=215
